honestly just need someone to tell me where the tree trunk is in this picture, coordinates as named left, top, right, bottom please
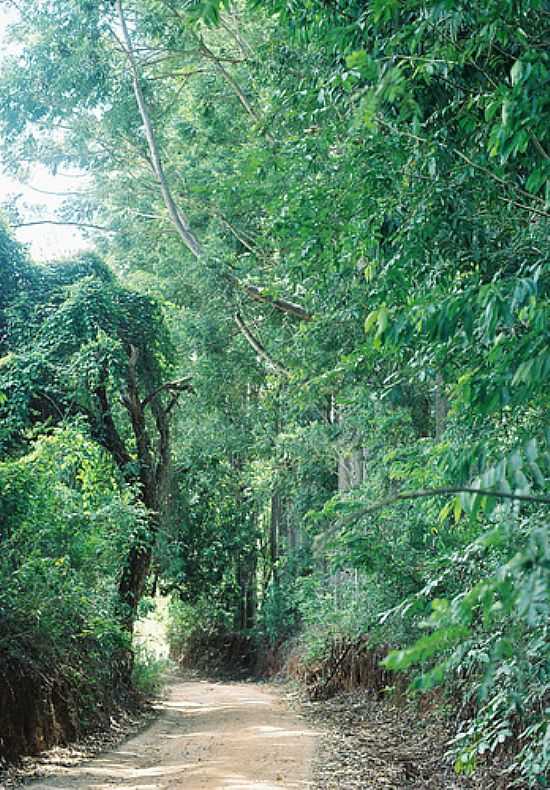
left=435, top=376, right=449, bottom=439
left=91, top=347, right=174, bottom=638
left=270, top=493, right=281, bottom=589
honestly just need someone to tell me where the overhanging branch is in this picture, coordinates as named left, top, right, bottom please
left=340, top=486, right=550, bottom=526
left=239, top=283, right=312, bottom=321
left=114, top=0, right=312, bottom=322
left=115, top=0, right=203, bottom=258
left=14, top=220, right=114, bottom=232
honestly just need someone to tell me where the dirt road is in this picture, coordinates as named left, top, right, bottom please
left=28, top=678, right=318, bottom=790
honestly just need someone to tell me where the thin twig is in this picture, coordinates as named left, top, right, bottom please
left=22, top=185, right=89, bottom=197
left=13, top=220, right=113, bottom=232
left=453, top=149, right=549, bottom=212
left=376, top=117, right=550, bottom=218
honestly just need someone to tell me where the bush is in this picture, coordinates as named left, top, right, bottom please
left=131, top=646, right=170, bottom=696
left=0, top=424, right=144, bottom=758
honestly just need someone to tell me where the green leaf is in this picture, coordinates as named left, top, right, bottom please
left=453, top=496, right=463, bottom=523
left=364, top=309, right=379, bottom=334
left=510, top=60, right=524, bottom=85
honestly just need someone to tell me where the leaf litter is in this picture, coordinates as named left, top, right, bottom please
left=290, top=688, right=510, bottom=789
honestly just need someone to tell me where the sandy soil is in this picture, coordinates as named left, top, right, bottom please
left=26, top=678, right=318, bottom=790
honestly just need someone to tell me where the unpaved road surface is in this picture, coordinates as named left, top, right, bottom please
left=28, top=678, right=318, bottom=790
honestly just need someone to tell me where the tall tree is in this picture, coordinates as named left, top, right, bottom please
left=0, top=238, right=186, bottom=631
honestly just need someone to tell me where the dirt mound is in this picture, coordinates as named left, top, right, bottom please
left=171, top=629, right=257, bottom=677
left=0, top=669, right=79, bottom=762
left=0, top=652, right=135, bottom=766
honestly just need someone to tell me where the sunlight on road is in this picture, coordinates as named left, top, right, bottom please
left=26, top=678, right=318, bottom=789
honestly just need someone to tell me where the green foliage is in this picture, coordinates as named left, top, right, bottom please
left=131, top=646, right=170, bottom=696
left=292, top=574, right=393, bottom=663
left=0, top=0, right=548, bottom=781
left=166, top=596, right=234, bottom=664
left=0, top=423, right=140, bottom=718
left=0, top=225, right=178, bottom=760
left=381, top=507, right=550, bottom=782
left=0, top=239, right=173, bottom=456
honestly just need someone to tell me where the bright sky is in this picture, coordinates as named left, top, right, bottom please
left=0, top=167, right=93, bottom=260
left=0, top=4, right=91, bottom=261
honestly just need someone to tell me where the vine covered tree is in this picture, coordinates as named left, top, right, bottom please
left=0, top=232, right=187, bottom=631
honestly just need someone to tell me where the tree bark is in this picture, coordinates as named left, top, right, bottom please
left=115, top=345, right=176, bottom=630
left=116, top=0, right=203, bottom=259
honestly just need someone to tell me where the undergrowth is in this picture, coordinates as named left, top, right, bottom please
left=131, top=646, right=171, bottom=696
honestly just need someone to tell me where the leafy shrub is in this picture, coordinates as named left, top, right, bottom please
left=383, top=508, right=549, bottom=787
left=167, top=596, right=235, bottom=660
left=0, top=424, right=144, bottom=745
left=131, top=646, right=170, bottom=696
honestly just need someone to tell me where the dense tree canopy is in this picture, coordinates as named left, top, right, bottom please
left=0, top=0, right=548, bottom=783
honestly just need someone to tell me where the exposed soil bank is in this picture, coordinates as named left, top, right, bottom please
left=21, top=676, right=318, bottom=789
left=0, top=670, right=78, bottom=762
left=0, top=663, right=135, bottom=766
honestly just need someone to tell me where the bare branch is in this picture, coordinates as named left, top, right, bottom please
left=239, top=283, right=313, bottom=322
left=497, top=195, right=550, bottom=219
left=115, top=0, right=203, bottom=258
left=219, top=13, right=255, bottom=58
left=145, top=67, right=209, bottom=82
left=198, top=36, right=265, bottom=127
left=23, top=185, right=90, bottom=197
left=530, top=133, right=550, bottom=161
left=13, top=220, right=113, bottom=232
left=141, top=377, right=194, bottom=410
left=212, top=209, right=258, bottom=253
left=453, top=149, right=550, bottom=214
left=158, top=0, right=274, bottom=141
left=376, top=117, right=550, bottom=217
